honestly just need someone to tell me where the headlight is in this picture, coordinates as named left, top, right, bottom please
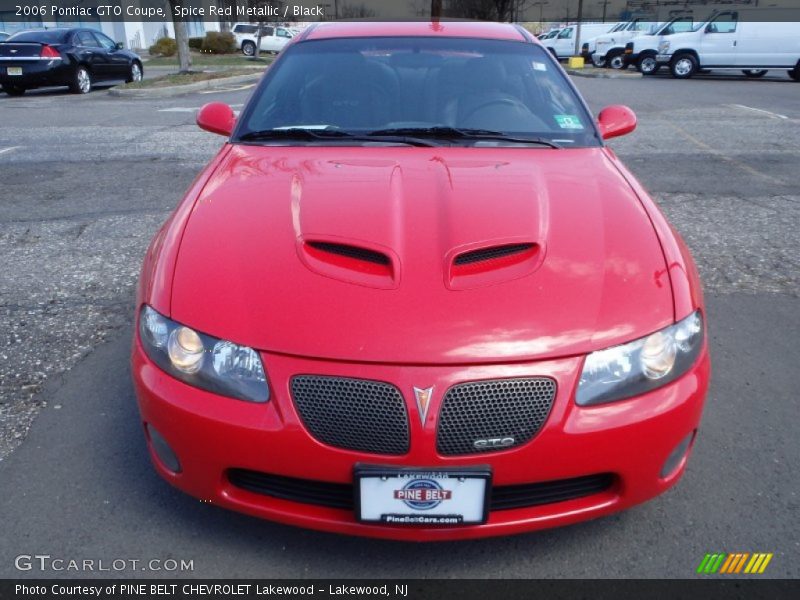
left=576, top=311, right=704, bottom=406
left=138, top=305, right=269, bottom=402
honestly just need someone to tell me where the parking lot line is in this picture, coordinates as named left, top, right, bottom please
left=667, top=122, right=788, bottom=187
left=727, top=104, right=789, bottom=120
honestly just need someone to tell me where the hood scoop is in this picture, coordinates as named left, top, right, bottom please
left=448, top=241, right=543, bottom=290
left=454, top=243, right=536, bottom=266
left=299, top=238, right=397, bottom=289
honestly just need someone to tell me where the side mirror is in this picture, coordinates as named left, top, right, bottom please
left=197, top=102, right=236, bottom=137
left=597, top=105, right=637, bottom=140
left=115, top=42, right=124, bottom=50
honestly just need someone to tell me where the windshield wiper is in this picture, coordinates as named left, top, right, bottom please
left=367, top=127, right=562, bottom=149
left=239, top=128, right=439, bottom=147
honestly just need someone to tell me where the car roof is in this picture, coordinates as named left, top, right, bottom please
left=303, top=21, right=533, bottom=43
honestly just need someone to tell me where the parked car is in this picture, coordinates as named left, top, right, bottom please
left=231, top=22, right=293, bottom=56
left=132, top=21, right=710, bottom=540
left=624, top=14, right=712, bottom=74
left=656, top=9, right=800, bottom=80
left=592, top=18, right=662, bottom=68
left=0, top=28, right=142, bottom=96
left=544, top=22, right=617, bottom=59
left=581, top=21, right=627, bottom=61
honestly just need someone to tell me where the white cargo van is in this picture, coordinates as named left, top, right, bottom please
left=624, top=14, right=713, bottom=74
left=591, top=18, right=663, bottom=68
left=544, top=23, right=617, bottom=59
left=581, top=22, right=627, bottom=61
left=655, top=9, right=800, bottom=79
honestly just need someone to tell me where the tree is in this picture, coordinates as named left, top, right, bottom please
left=166, top=0, right=192, bottom=73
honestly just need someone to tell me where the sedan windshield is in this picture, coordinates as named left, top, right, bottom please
left=236, top=36, right=600, bottom=147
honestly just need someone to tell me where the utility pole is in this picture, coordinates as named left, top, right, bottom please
left=432, top=0, right=442, bottom=20
left=574, top=0, right=584, bottom=57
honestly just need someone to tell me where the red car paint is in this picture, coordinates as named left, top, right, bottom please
left=132, top=21, right=710, bottom=540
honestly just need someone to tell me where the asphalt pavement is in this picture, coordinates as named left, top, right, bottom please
left=0, top=73, right=798, bottom=578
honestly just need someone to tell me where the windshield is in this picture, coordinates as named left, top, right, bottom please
left=658, top=17, right=706, bottom=35
left=7, top=30, right=70, bottom=43
left=236, top=37, right=599, bottom=148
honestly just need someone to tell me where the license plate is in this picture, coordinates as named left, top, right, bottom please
left=356, top=465, right=490, bottom=525
left=7, top=67, right=23, bottom=76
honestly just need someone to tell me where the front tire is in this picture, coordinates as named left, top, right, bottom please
left=607, top=50, right=626, bottom=70
left=742, top=69, right=767, bottom=78
left=670, top=53, right=698, bottom=79
left=242, top=41, right=256, bottom=57
left=637, top=54, right=660, bottom=75
left=2, top=84, right=26, bottom=96
left=70, top=66, right=92, bottom=94
left=126, top=61, right=143, bottom=83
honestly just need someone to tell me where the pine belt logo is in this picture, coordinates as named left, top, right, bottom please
left=697, top=552, right=774, bottom=575
left=394, top=479, right=452, bottom=510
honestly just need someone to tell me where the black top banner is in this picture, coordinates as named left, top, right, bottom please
left=1, top=0, right=799, bottom=24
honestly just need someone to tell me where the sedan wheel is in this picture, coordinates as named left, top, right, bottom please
left=127, top=62, right=143, bottom=83
left=742, top=69, right=768, bottom=78
left=242, top=41, right=256, bottom=56
left=70, top=66, right=92, bottom=94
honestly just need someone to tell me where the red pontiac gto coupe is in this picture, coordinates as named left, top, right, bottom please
left=132, top=21, right=710, bottom=540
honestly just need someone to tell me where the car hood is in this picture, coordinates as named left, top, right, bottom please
left=171, top=145, right=673, bottom=364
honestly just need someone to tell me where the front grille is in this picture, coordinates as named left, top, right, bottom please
left=229, top=469, right=354, bottom=510
left=306, top=241, right=390, bottom=265
left=228, top=469, right=614, bottom=512
left=490, top=473, right=615, bottom=510
left=436, top=378, right=557, bottom=456
left=454, top=243, right=534, bottom=266
left=291, top=376, right=409, bottom=455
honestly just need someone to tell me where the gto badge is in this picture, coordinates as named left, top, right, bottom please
left=413, top=386, right=433, bottom=426
left=474, top=437, right=515, bottom=450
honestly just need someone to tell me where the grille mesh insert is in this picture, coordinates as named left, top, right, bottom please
left=454, top=243, right=534, bottom=266
left=291, top=376, right=409, bottom=455
left=437, top=378, right=556, bottom=455
left=307, top=241, right=390, bottom=265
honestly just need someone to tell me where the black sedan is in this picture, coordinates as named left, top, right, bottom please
left=0, top=28, right=143, bottom=96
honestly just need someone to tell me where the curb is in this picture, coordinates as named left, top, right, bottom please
left=567, top=68, right=642, bottom=79
left=108, top=72, right=263, bottom=98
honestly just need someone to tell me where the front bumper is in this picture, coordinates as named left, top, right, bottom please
left=131, top=333, right=710, bottom=541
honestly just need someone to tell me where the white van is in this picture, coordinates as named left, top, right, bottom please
left=231, top=23, right=293, bottom=56
left=544, top=23, right=617, bottom=59
left=624, top=14, right=713, bottom=74
left=591, top=18, right=663, bottom=68
left=581, top=22, right=627, bottom=61
left=655, top=9, right=800, bottom=79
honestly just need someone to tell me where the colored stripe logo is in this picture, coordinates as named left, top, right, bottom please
left=697, top=553, right=773, bottom=574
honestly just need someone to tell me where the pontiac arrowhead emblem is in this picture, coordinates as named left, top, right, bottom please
left=413, top=386, right=433, bottom=426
